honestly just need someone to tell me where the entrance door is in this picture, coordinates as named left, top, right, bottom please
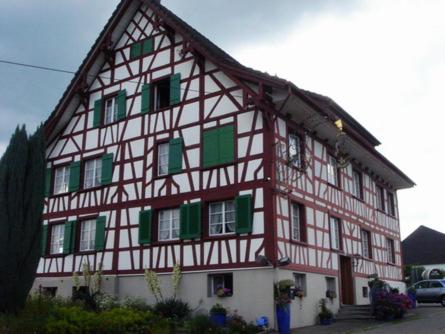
left=340, top=256, right=354, bottom=305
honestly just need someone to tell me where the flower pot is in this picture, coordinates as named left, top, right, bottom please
left=210, top=313, right=226, bottom=327
left=276, top=304, right=291, bottom=334
left=319, top=317, right=333, bottom=326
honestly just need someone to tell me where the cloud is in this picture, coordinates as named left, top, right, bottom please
left=233, top=0, right=445, bottom=238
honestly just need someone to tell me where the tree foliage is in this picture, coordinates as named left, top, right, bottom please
left=0, top=125, right=45, bottom=313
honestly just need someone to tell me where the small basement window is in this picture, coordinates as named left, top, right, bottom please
left=362, top=286, right=369, bottom=298
left=41, top=287, right=57, bottom=298
left=208, top=273, right=233, bottom=297
left=154, top=78, right=171, bottom=110
left=294, top=273, right=307, bottom=296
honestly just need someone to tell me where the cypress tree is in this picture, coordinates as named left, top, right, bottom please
left=0, top=125, right=45, bottom=313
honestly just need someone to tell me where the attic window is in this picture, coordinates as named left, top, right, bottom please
left=130, top=38, right=154, bottom=60
left=154, top=78, right=171, bottom=110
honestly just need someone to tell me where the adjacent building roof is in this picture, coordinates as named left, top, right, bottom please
left=402, top=226, right=445, bottom=266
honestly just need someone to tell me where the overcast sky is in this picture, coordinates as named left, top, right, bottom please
left=1, top=0, right=443, bottom=239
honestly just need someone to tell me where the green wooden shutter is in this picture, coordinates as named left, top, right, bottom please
left=218, top=125, right=235, bottom=164
left=95, top=216, right=106, bottom=251
left=68, top=161, right=81, bottom=192
left=203, top=128, right=219, bottom=168
left=188, top=202, right=201, bottom=239
left=41, top=225, right=48, bottom=257
left=180, top=203, right=201, bottom=240
left=142, top=38, right=154, bottom=55
left=139, top=210, right=152, bottom=245
left=101, top=153, right=114, bottom=186
left=130, top=42, right=142, bottom=59
left=180, top=204, right=189, bottom=239
left=235, top=194, right=253, bottom=234
left=168, top=138, right=183, bottom=174
left=44, top=168, right=52, bottom=197
left=141, top=84, right=151, bottom=114
left=93, top=99, right=102, bottom=128
left=170, top=73, right=181, bottom=105
left=63, top=221, right=75, bottom=254
left=117, top=90, right=127, bottom=120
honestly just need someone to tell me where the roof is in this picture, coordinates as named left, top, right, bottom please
left=43, top=0, right=414, bottom=188
left=402, top=226, right=445, bottom=266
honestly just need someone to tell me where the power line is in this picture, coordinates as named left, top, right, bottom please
left=0, top=58, right=244, bottom=98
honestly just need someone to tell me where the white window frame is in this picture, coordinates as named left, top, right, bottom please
left=376, top=185, right=385, bottom=211
left=157, top=142, right=169, bottom=177
left=84, top=158, right=102, bottom=189
left=294, top=273, right=307, bottom=296
left=50, top=224, right=65, bottom=255
left=209, top=200, right=236, bottom=236
left=158, top=208, right=180, bottom=241
left=208, top=273, right=233, bottom=297
left=104, top=96, right=118, bottom=125
left=386, top=238, right=395, bottom=263
left=79, top=220, right=96, bottom=252
left=291, top=203, right=302, bottom=241
left=329, top=217, right=341, bottom=250
left=327, top=155, right=339, bottom=186
left=288, top=133, right=302, bottom=168
left=387, top=191, right=396, bottom=217
left=53, top=165, right=70, bottom=195
left=361, top=229, right=372, bottom=259
left=352, top=170, right=362, bottom=199
left=325, top=277, right=336, bottom=293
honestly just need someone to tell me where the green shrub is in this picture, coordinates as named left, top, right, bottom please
left=96, top=308, right=154, bottom=334
left=121, top=297, right=151, bottom=312
left=95, top=293, right=120, bottom=311
left=45, top=306, right=98, bottom=334
left=227, top=312, right=260, bottom=334
left=186, top=314, right=221, bottom=334
left=153, top=298, right=190, bottom=321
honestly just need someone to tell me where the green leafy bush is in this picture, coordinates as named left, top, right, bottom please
left=153, top=298, right=190, bottom=321
left=121, top=297, right=151, bottom=312
left=96, top=308, right=155, bottom=334
left=227, top=311, right=260, bottom=334
left=186, top=314, right=222, bottom=334
left=45, top=306, right=98, bottom=334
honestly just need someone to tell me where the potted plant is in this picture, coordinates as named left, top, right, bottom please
left=318, top=299, right=334, bottom=325
left=215, top=285, right=232, bottom=298
left=210, top=303, right=227, bottom=327
left=326, top=290, right=337, bottom=299
left=275, top=280, right=295, bottom=334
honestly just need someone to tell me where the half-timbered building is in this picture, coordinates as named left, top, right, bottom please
left=33, top=0, right=415, bottom=328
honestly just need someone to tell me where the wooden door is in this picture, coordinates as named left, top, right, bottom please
left=340, top=256, right=354, bottom=305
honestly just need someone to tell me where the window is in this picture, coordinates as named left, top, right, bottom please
left=387, top=191, right=396, bottom=216
left=327, top=155, right=339, bottom=186
left=41, top=287, right=57, bottom=298
left=430, top=281, right=443, bottom=288
left=53, top=166, right=70, bottom=195
left=326, top=277, right=336, bottom=293
left=386, top=238, right=395, bottom=263
left=157, top=143, right=169, bottom=176
left=414, top=281, right=429, bottom=289
left=130, top=38, right=154, bottom=59
left=158, top=208, right=180, bottom=241
left=376, top=185, right=385, bottom=211
left=294, top=273, right=307, bottom=296
left=104, top=96, right=119, bottom=125
left=362, top=286, right=369, bottom=298
left=203, top=125, right=235, bottom=168
left=209, top=200, right=235, bottom=235
left=154, top=78, right=171, bottom=110
left=50, top=224, right=64, bottom=255
left=361, top=229, right=372, bottom=259
left=352, top=170, right=363, bottom=199
left=288, top=133, right=302, bottom=168
left=84, top=158, right=102, bottom=189
left=79, top=220, right=96, bottom=252
left=208, top=273, right=233, bottom=297
left=329, top=217, right=341, bottom=250
left=291, top=203, right=305, bottom=242
left=156, top=139, right=183, bottom=176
